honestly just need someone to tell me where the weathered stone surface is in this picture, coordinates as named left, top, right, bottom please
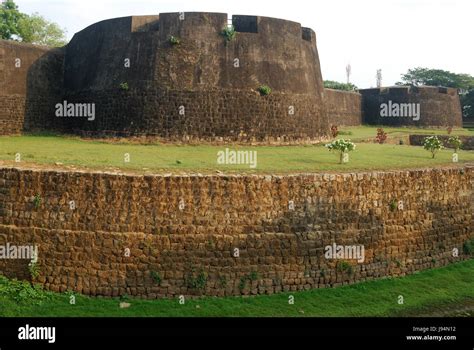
left=0, top=166, right=472, bottom=298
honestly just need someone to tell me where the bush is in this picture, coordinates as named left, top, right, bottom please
left=325, top=139, right=356, bottom=164
left=448, top=136, right=463, bottom=153
left=423, top=136, right=443, bottom=158
left=169, top=35, right=180, bottom=45
left=375, top=128, right=388, bottom=144
left=221, top=25, right=236, bottom=41
left=258, top=85, right=272, bottom=96
left=330, top=125, right=339, bottom=138
left=33, top=194, right=41, bottom=209
left=119, top=82, right=129, bottom=91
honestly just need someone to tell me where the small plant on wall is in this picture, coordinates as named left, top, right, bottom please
left=258, top=85, right=272, bottom=96
left=119, top=82, right=129, bottom=91
left=221, top=25, right=236, bottom=42
left=33, top=194, right=42, bottom=209
left=325, top=139, right=356, bottom=164
left=423, top=136, right=443, bottom=158
left=169, top=35, right=181, bottom=46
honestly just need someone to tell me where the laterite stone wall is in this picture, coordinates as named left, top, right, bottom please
left=0, top=166, right=472, bottom=298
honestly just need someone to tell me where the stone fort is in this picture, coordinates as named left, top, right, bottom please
left=0, top=13, right=471, bottom=299
left=0, top=12, right=464, bottom=140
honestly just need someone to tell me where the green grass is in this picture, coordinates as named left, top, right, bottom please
left=338, top=125, right=474, bottom=142
left=0, top=260, right=472, bottom=317
left=0, top=133, right=473, bottom=174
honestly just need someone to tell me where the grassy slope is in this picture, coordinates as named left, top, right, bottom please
left=0, top=133, right=474, bottom=174
left=0, top=260, right=472, bottom=317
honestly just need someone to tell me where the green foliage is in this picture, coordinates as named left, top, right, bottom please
left=0, top=1, right=66, bottom=46
left=258, top=85, right=272, bottom=96
left=324, top=80, right=358, bottom=91
left=119, top=82, right=129, bottom=91
left=397, top=68, right=474, bottom=118
left=461, top=90, right=474, bottom=118
left=186, top=268, right=207, bottom=290
left=33, top=194, right=41, bottom=209
left=423, top=136, right=444, bottom=158
left=28, top=261, right=40, bottom=279
left=448, top=136, right=463, bottom=153
left=397, top=67, right=474, bottom=90
left=325, top=139, right=356, bottom=164
left=17, top=12, right=67, bottom=46
left=169, top=35, right=180, bottom=45
left=218, top=276, right=227, bottom=288
left=389, top=200, right=398, bottom=212
left=0, top=275, right=49, bottom=304
left=336, top=261, right=353, bottom=275
left=221, top=25, right=236, bottom=41
left=0, top=0, right=22, bottom=40
left=150, top=271, right=162, bottom=285
left=239, top=272, right=259, bottom=291
left=463, top=240, right=474, bottom=255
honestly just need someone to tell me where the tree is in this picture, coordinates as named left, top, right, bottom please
left=18, top=13, right=67, bottom=47
left=0, top=0, right=67, bottom=46
left=0, top=0, right=22, bottom=40
left=397, top=67, right=474, bottom=90
left=397, top=67, right=474, bottom=118
left=324, top=80, right=358, bottom=91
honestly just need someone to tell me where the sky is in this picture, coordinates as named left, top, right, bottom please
left=14, top=0, right=474, bottom=89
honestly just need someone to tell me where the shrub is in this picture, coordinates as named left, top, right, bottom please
left=330, top=125, right=339, bottom=138
left=150, top=271, right=162, bottom=285
left=375, top=128, right=388, bottom=144
left=463, top=240, right=474, bottom=255
left=423, top=136, right=443, bottom=158
left=258, top=85, right=272, bottom=96
left=325, top=139, right=356, bottom=164
left=447, top=126, right=453, bottom=134
left=119, top=82, right=129, bottom=91
left=186, top=268, right=207, bottom=290
left=448, top=136, right=463, bottom=153
left=337, top=261, right=353, bottom=275
left=169, top=35, right=180, bottom=45
left=28, top=261, right=40, bottom=279
left=389, top=199, right=398, bottom=212
left=221, top=25, right=236, bottom=42
left=33, top=194, right=42, bottom=209
left=0, top=275, right=49, bottom=304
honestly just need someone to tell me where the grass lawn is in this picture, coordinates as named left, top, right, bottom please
left=338, top=125, right=474, bottom=142
left=0, top=131, right=473, bottom=174
left=0, top=260, right=472, bottom=317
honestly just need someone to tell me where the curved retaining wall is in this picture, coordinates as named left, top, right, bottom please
left=0, top=166, right=472, bottom=298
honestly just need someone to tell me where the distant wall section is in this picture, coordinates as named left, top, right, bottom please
left=324, top=89, right=362, bottom=126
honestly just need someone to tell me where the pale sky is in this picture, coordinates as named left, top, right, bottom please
left=14, top=0, right=474, bottom=88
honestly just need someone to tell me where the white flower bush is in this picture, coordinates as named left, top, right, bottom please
left=325, top=139, right=356, bottom=164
